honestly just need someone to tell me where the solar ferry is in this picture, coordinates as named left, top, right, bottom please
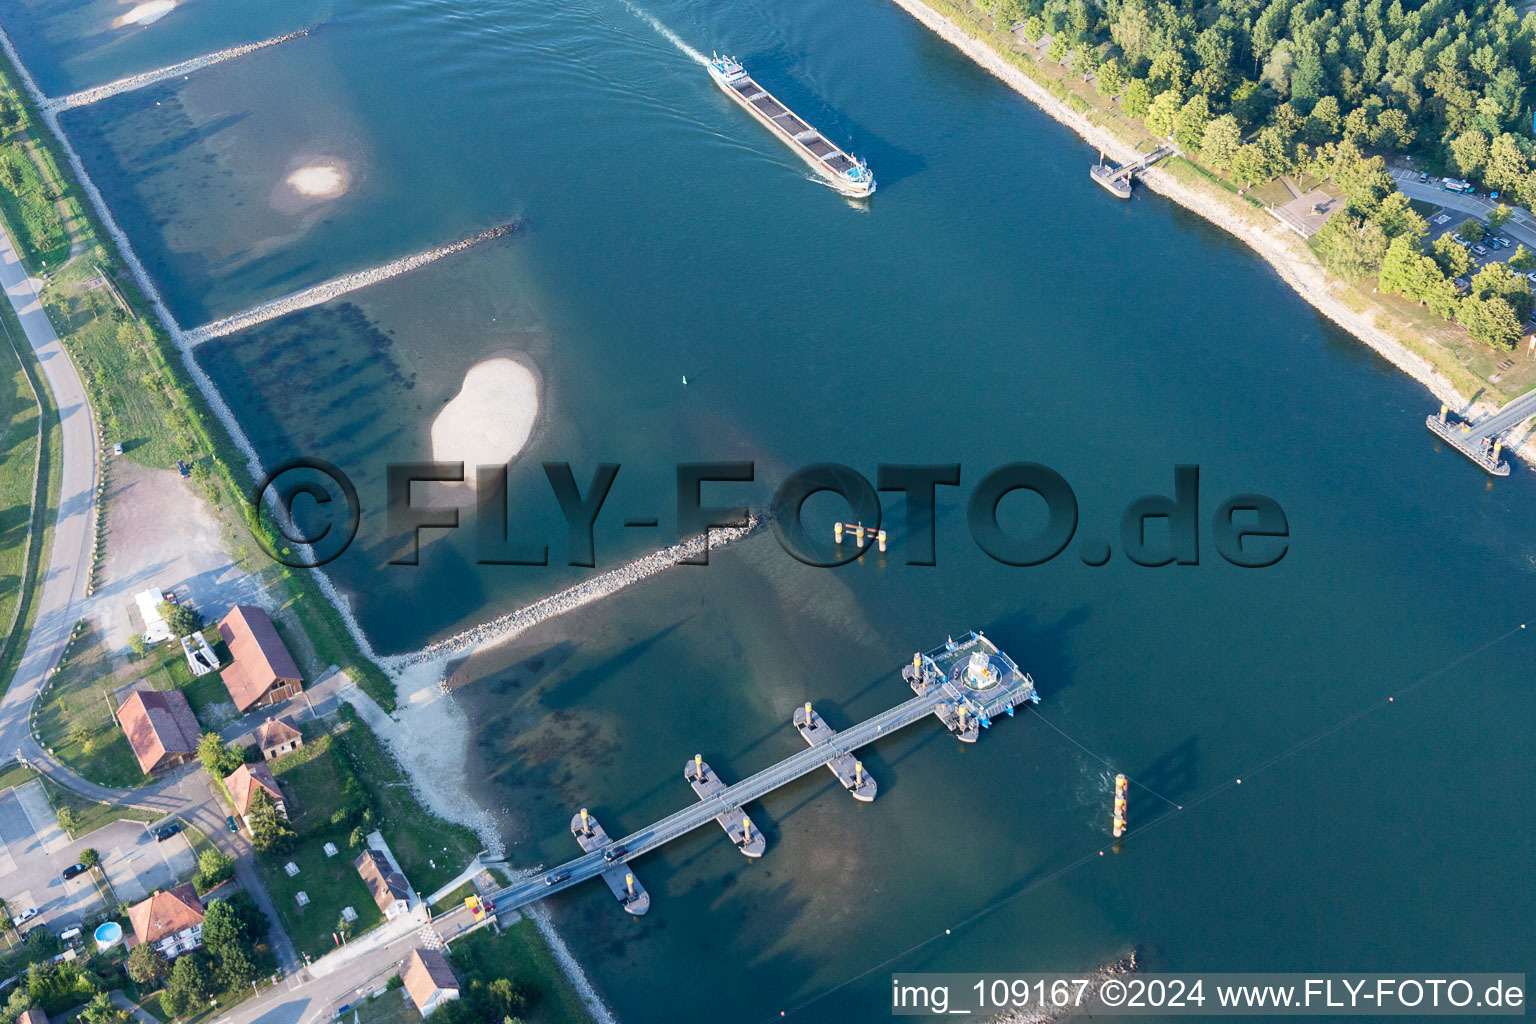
left=706, top=53, right=875, bottom=197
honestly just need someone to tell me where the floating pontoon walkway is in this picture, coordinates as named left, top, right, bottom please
left=486, top=632, right=1037, bottom=916
left=1427, top=387, right=1536, bottom=476
left=1091, top=144, right=1174, bottom=198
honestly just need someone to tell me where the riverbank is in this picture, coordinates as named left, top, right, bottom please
left=885, top=0, right=1535, bottom=468
left=0, top=29, right=609, bottom=1021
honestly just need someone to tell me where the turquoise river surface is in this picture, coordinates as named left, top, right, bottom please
left=2, top=0, right=1533, bottom=1018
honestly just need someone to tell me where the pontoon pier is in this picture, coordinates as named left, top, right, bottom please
left=1428, top=389, right=1536, bottom=476
left=1091, top=144, right=1173, bottom=198
left=487, top=632, right=1038, bottom=918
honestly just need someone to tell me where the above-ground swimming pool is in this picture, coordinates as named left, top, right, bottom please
left=93, top=921, right=122, bottom=949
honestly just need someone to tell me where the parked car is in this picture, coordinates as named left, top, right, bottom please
left=1525, top=271, right=1536, bottom=284
left=1472, top=244, right=1489, bottom=257
left=227, top=815, right=239, bottom=832
left=10, top=908, right=37, bottom=927
left=153, top=823, right=182, bottom=842
left=111, top=442, right=123, bottom=456
left=1418, top=171, right=1429, bottom=182
left=1489, top=236, right=1510, bottom=248
left=60, top=863, right=86, bottom=880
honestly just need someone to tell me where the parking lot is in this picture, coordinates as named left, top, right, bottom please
left=0, top=780, right=197, bottom=931
left=0, top=781, right=102, bottom=930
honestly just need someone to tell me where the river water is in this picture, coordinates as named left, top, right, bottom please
left=3, top=0, right=1532, bottom=1018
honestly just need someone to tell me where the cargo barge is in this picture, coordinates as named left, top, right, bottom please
left=707, top=53, right=875, bottom=197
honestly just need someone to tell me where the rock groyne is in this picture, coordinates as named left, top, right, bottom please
left=401, top=510, right=770, bottom=664
left=183, top=222, right=517, bottom=345
left=44, top=32, right=309, bottom=112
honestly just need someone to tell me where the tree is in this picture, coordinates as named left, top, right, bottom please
left=1469, top=263, right=1535, bottom=323
left=1121, top=78, right=1151, bottom=119
left=126, top=943, right=166, bottom=986
left=196, top=847, right=234, bottom=891
left=1456, top=219, right=1486, bottom=243
left=1458, top=295, right=1523, bottom=350
left=201, top=892, right=265, bottom=957
left=79, top=847, right=100, bottom=871
left=4, top=989, right=33, bottom=1022
left=1172, top=94, right=1210, bottom=152
left=1485, top=134, right=1534, bottom=197
left=55, top=806, right=78, bottom=834
left=68, top=722, right=95, bottom=755
left=1487, top=205, right=1513, bottom=230
left=217, top=944, right=257, bottom=989
left=1230, top=144, right=1270, bottom=187
left=1449, top=130, right=1489, bottom=178
left=1330, top=143, right=1394, bottom=217
left=1095, top=57, right=1125, bottom=96
left=1261, top=40, right=1294, bottom=97
left=161, top=954, right=212, bottom=1020
left=158, top=602, right=201, bottom=638
left=1144, top=90, right=1182, bottom=138
left=1200, top=114, right=1242, bottom=172
left=199, top=732, right=242, bottom=776
left=1229, top=79, right=1266, bottom=130
left=1304, top=95, right=1342, bottom=144
left=80, top=992, right=130, bottom=1024
left=1510, top=246, right=1536, bottom=273
left=128, top=634, right=149, bottom=657
left=247, top=789, right=294, bottom=853
left=1371, top=192, right=1427, bottom=246
left=1312, top=216, right=1388, bottom=281
left=1371, top=109, right=1415, bottom=149
left=1431, top=235, right=1473, bottom=279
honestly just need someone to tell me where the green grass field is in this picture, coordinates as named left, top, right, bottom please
left=326, top=708, right=481, bottom=895
left=41, top=775, right=155, bottom=837
left=33, top=622, right=148, bottom=787
left=254, top=821, right=384, bottom=959
left=0, top=136, right=69, bottom=272
left=448, top=923, right=594, bottom=1024
left=0, top=235, right=57, bottom=702
left=0, top=324, right=40, bottom=642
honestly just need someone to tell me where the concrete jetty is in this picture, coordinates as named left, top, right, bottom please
left=684, top=756, right=766, bottom=857
left=570, top=810, right=650, bottom=915
left=793, top=704, right=876, bottom=801
left=44, top=32, right=309, bottom=112
left=488, top=632, right=1038, bottom=918
left=182, top=223, right=516, bottom=345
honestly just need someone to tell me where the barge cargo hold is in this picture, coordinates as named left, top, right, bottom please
left=707, top=53, right=875, bottom=197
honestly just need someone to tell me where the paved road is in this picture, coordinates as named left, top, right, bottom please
left=0, top=219, right=98, bottom=772
left=1390, top=171, right=1536, bottom=252
left=0, top=220, right=305, bottom=975
left=486, top=689, right=950, bottom=913
left=215, top=905, right=485, bottom=1024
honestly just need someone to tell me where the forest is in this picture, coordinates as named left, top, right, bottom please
left=977, top=0, right=1536, bottom=346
